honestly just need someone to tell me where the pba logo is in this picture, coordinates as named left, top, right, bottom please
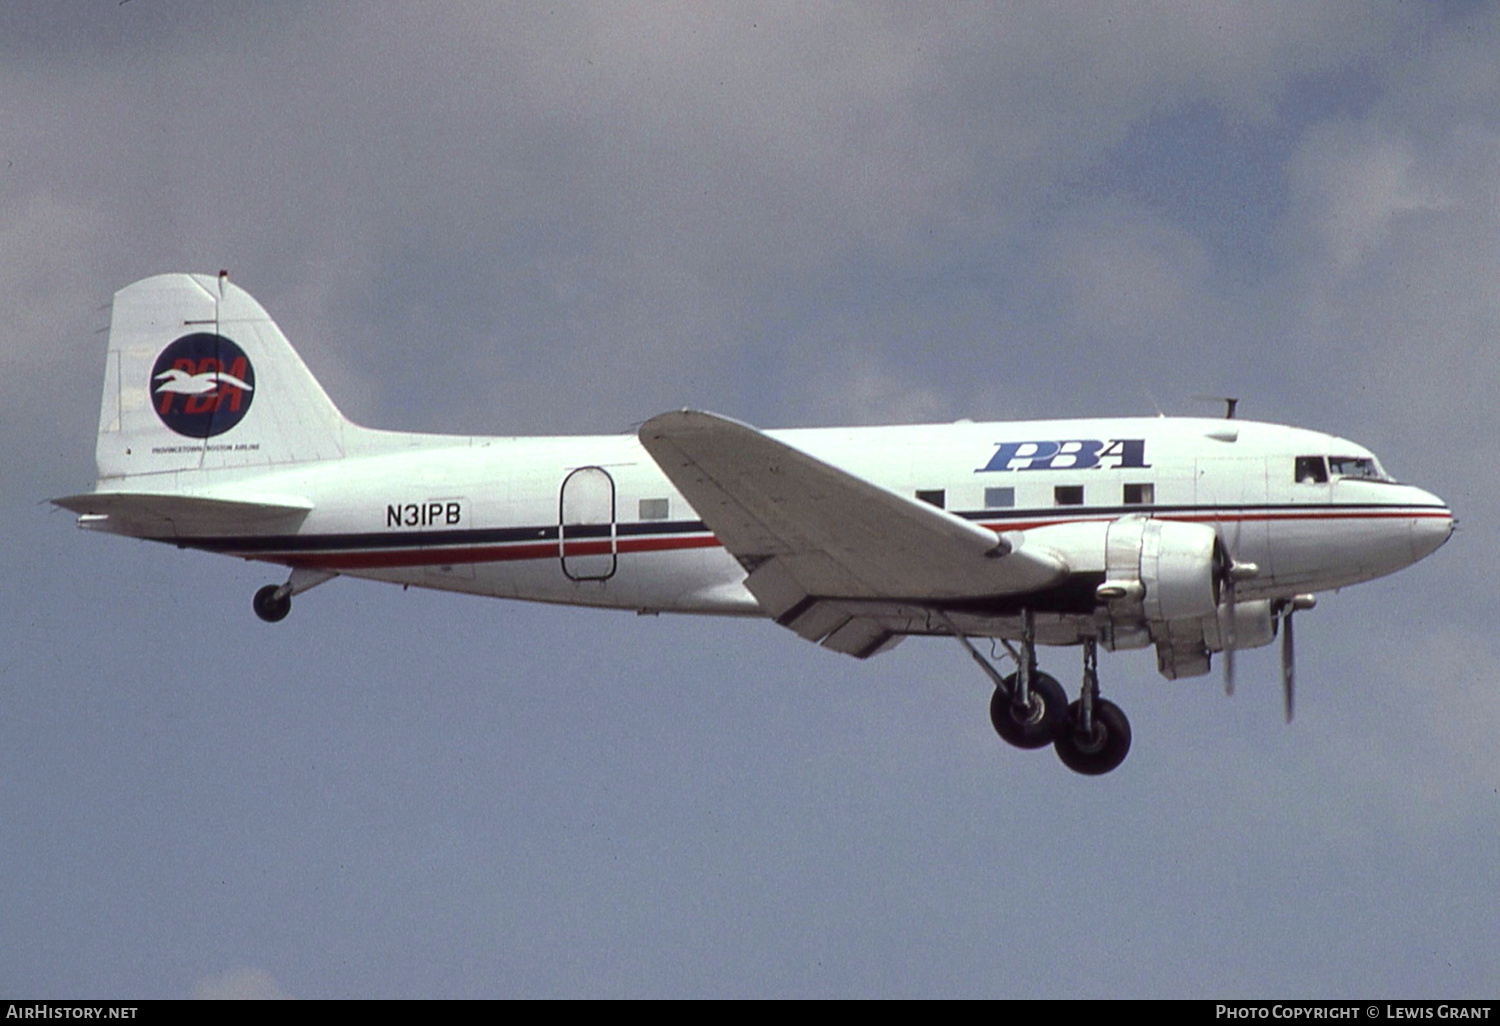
left=150, top=333, right=256, bottom=438
left=976, top=439, right=1150, bottom=472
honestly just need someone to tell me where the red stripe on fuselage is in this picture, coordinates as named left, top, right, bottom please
left=982, top=508, right=1453, bottom=533
left=227, top=507, right=1451, bottom=571
left=259, top=533, right=722, bottom=570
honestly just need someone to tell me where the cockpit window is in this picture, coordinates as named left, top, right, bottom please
left=1294, top=456, right=1328, bottom=484
left=1328, top=456, right=1383, bottom=480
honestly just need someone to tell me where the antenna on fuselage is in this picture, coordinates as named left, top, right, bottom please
left=1191, top=395, right=1240, bottom=419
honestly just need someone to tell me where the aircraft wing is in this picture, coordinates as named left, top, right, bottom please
left=638, top=410, right=1067, bottom=658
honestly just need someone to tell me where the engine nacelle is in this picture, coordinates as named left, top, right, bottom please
left=1102, top=515, right=1220, bottom=623
left=1205, top=598, right=1276, bottom=653
left=1064, top=516, right=1266, bottom=678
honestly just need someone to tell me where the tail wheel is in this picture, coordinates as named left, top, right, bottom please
left=253, top=584, right=291, bottom=623
left=989, top=672, right=1067, bottom=749
left=1054, top=698, right=1131, bottom=775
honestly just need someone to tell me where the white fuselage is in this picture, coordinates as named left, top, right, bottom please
left=166, top=415, right=1451, bottom=640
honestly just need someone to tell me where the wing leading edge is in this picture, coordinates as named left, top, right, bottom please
left=638, top=410, right=1067, bottom=658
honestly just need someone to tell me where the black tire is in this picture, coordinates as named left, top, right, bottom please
left=989, top=672, right=1067, bottom=749
left=1054, top=698, right=1131, bottom=775
left=253, top=584, right=291, bottom=623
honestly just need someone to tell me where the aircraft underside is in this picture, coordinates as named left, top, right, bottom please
left=233, top=532, right=1330, bottom=778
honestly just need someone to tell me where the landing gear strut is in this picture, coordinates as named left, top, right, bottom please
left=1053, top=638, right=1131, bottom=775
left=944, top=615, right=1132, bottom=775
left=990, top=609, right=1068, bottom=749
left=944, top=610, right=1067, bottom=750
left=252, top=568, right=337, bottom=622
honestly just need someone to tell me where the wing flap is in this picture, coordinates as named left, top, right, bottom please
left=819, top=616, right=898, bottom=659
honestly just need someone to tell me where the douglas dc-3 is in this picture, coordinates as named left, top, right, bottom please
left=55, top=273, right=1455, bottom=775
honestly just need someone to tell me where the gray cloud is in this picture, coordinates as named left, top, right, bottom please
left=190, top=966, right=292, bottom=1000
left=4, top=1, right=1494, bottom=998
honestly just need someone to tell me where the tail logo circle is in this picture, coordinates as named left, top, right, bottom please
left=150, top=333, right=256, bottom=438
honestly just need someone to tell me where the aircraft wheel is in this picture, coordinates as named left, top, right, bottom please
left=253, top=584, right=291, bottom=623
left=990, top=672, right=1067, bottom=749
left=1054, top=699, right=1131, bottom=775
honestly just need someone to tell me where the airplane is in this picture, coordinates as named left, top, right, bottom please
left=54, top=272, right=1455, bottom=775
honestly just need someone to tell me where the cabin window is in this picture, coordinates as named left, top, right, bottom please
left=916, top=489, right=945, bottom=509
left=1295, top=456, right=1328, bottom=484
left=1054, top=485, right=1084, bottom=506
left=1123, top=483, right=1154, bottom=505
left=638, top=498, right=669, bottom=520
left=983, top=486, right=1015, bottom=509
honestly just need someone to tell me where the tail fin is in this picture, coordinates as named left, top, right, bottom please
left=94, top=272, right=349, bottom=483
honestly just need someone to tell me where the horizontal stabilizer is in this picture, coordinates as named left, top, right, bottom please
left=53, top=492, right=312, bottom=538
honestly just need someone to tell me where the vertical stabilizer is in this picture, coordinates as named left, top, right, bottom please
left=95, top=273, right=349, bottom=483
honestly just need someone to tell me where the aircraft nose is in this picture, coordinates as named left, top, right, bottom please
left=1410, top=489, right=1455, bottom=562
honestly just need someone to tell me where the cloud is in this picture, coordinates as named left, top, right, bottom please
left=1267, top=15, right=1500, bottom=514
left=1030, top=201, right=1218, bottom=342
left=0, top=3, right=1426, bottom=433
left=189, top=967, right=291, bottom=1000
left=1288, top=124, right=1454, bottom=271
left=5, top=1, right=1498, bottom=1000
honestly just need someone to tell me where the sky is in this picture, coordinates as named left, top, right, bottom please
left=2, top=1, right=1496, bottom=999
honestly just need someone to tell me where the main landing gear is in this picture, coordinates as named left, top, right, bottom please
left=1052, top=638, right=1131, bottom=776
left=946, top=611, right=1132, bottom=776
left=252, top=569, right=337, bottom=622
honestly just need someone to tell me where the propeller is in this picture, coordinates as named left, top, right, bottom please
left=1216, top=539, right=1258, bottom=698
left=1223, top=573, right=1236, bottom=697
left=1212, top=537, right=1320, bottom=720
left=1278, top=595, right=1316, bottom=724
left=1216, top=539, right=1312, bottom=721
left=1280, top=605, right=1295, bottom=723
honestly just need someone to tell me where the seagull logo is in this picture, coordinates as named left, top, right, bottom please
left=153, top=367, right=255, bottom=397
left=149, top=332, right=257, bottom=438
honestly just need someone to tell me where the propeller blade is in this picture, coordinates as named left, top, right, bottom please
left=1281, top=609, right=1295, bottom=723
left=1224, top=576, right=1236, bottom=696
left=1215, top=539, right=1258, bottom=700
left=1223, top=632, right=1236, bottom=696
